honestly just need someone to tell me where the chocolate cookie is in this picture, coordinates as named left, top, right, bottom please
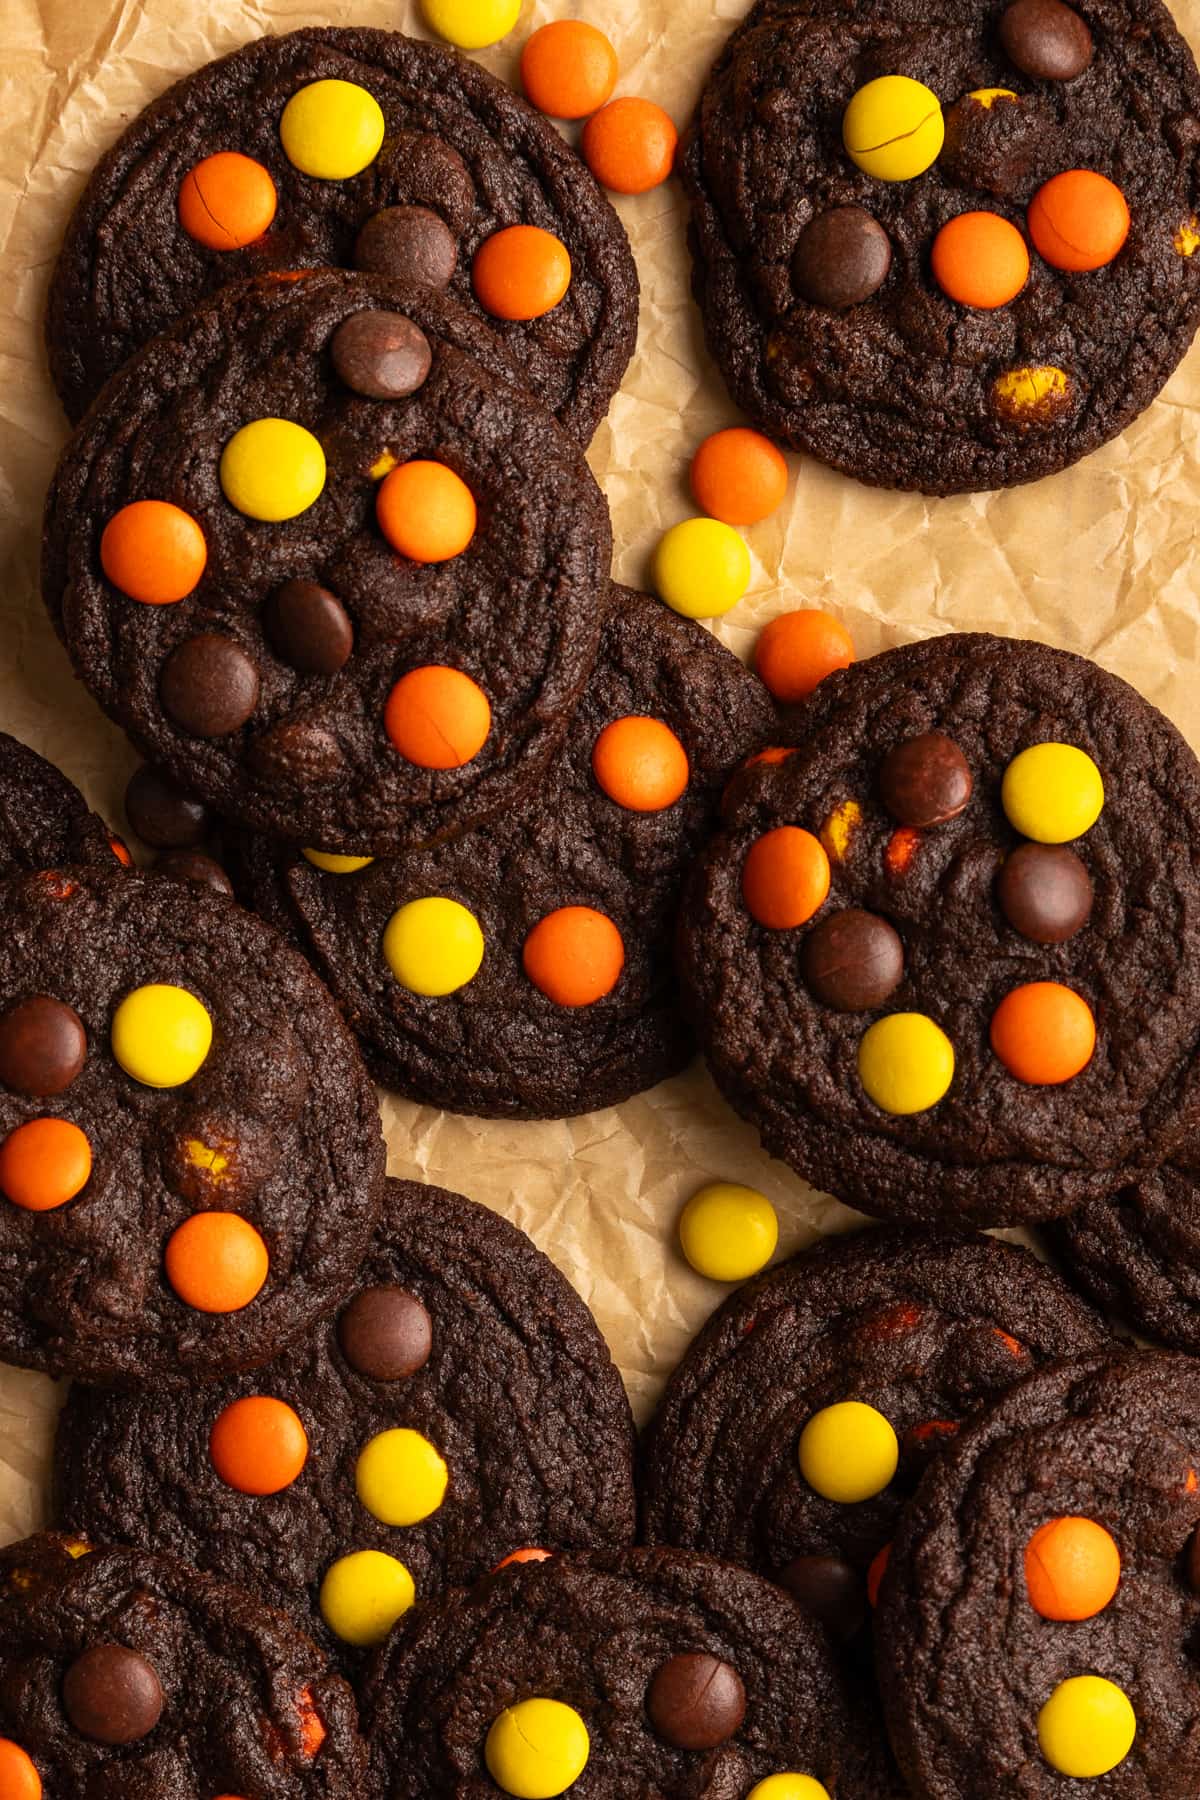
left=683, top=0, right=1200, bottom=493
left=0, top=866, right=383, bottom=1383
left=228, top=588, right=776, bottom=1118
left=679, top=633, right=1200, bottom=1225
left=876, top=1350, right=1200, bottom=1796
left=55, top=1178, right=637, bottom=1671
left=46, top=26, right=638, bottom=442
left=0, top=1532, right=365, bottom=1798
left=0, top=732, right=119, bottom=877
left=360, top=1547, right=899, bottom=1797
left=42, top=270, right=611, bottom=854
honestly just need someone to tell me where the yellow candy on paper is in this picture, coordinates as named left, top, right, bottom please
left=654, top=519, right=751, bottom=619
left=679, top=1182, right=778, bottom=1282
left=485, top=1698, right=590, bottom=1799
left=302, top=850, right=375, bottom=874
left=111, top=984, right=212, bottom=1088
left=220, top=419, right=326, bottom=522
left=1002, top=744, right=1104, bottom=844
left=319, top=1549, right=415, bottom=1646
left=748, top=1779, right=833, bottom=1800
left=1037, top=1676, right=1136, bottom=1778
left=383, top=897, right=485, bottom=997
left=843, top=76, right=944, bottom=181
left=280, top=79, right=385, bottom=179
left=421, top=0, right=522, bottom=50
left=858, top=1013, right=954, bottom=1115
left=798, top=1401, right=899, bottom=1503
left=355, top=1428, right=448, bottom=1526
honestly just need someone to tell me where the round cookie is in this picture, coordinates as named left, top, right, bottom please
left=0, top=1532, right=365, bottom=1798
left=679, top=633, right=1200, bottom=1225
left=0, top=866, right=383, bottom=1383
left=683, top=0, right=1200, bottom=492
left=42, top=271, right=611, bottom=854
left=228, top=588, right=776, bottom=1118
left=876, top=1350, right=1200, bottom=1797
left=360, top=1547, right=900, bottom=1797
left=46, top=26, right=638, bottom=443
left=0, top=732, right=120, bottom=877
left=55, top=1178, right=637, bottom=1670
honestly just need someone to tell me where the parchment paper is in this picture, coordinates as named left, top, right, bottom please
left=3, top=0, right=1199, bottom=1545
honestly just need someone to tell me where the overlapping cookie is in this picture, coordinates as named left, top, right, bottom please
left=0, top=732, right=120, bottom=878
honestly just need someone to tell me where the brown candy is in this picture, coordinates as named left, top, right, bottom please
left=338, top=1286, right=433, bottom=1380
left=779, top=1555, right=867, bottom=1643
left=646, top=1652, right=746, bottom=1750
left=997, top=842, right=1093, bottom=943
left=353, top=206, right=458, bottom=290
left=125, top=764, right=209, bottom=848
left=0, top=995, right=87, bottom=1095
left=801, top=908, right=904, bottom=1012
left=999, top=0, right=1094, bottom=81
left=249, top=720, right=344, bottom=785
left=62, top=1644, right=164, bottom=1745
left=264, top=580, right=354, bottom=676
left=331, top=310, right=434, bottom=401
left=879, top=731, right=973, bottom=828
left=154, top=850, right=234, bottom=897
left=159, top=636, right=260, bottom=738
left=793, top=206, right=892, bottom=309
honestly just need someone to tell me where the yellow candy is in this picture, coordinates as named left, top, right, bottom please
left=319, top=1549, right=415, bottom=1646
left=302, top=849, right=375, bottom=874
left=220, top=419, right=326, bottom=522
left=679, top=1182, right=779, bottom=1282
left=355, top=1428, right=448, bottom=1526
left=280, top=79, right=385, bottom=179
left=968, top=87, right=1018, bottom=107
left=383, top=898, right=485, bottom=997
left=485, top=1699, right=590, bottom=1799
left=1001, top=744, right=1104, bottom=845
left=858, top=1013, right=954, bottom=1115
left=748, top=1779, right=833, bottom=1800
left=842, top=76, right=944, bottom=181
left=654, top=519, right=751, bottom=620
left=111, top=984, right=212, bottom=1089
left=798, top=1401, right=899, bottom=1504
left=1037, top=1676, right=1136, bottom=1778
left=421, top=0, right=522, bottom=51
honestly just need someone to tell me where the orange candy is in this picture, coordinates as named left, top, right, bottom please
left=1027, top=171, right=1130, bottom=272
left=472, top=225, right=572, bottom=321
left=494, top=1547, right=553, bottom=1571
left=384, top=666, right=491, bottom=769
left=582, top=98, right=678, bottom=195
left=296, top=1688, right=327, bottom=1758
left=165, top=1211, right=269, bottom=1313
left=990, top=981, right=1096, bottom=1084
left=1025, top=1517, right=1121, bottom=1621
left=742, top=746, right=797, bottom=774
left=690, top=428, right=789, bottom=527
left=591, top=716, right=689, bottom=812
left=867, top=1542, right=892, bottom=1608
left=0, top=1118, right=91, bottom=1212
left=0, top=1741, right=41, bottom=1800
left=109, top=836, right=133, bottom=868
left=741, top=826, right=831, bottom=929
left=754, top=610, right=855, bottom=703
left=178, top=152, right=278, bottom=251
left=931, top=211, right=1030, bottom=309
left=210, top=1396, right=309, bottom=1495
left=376, top=461, right=477, bottom=563
left=523, top=906, right=625, bottom=1007
left=100, top=500, right=207, bottom=605
left=521, top=21, right=618, bottom=120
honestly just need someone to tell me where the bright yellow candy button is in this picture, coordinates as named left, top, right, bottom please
left=280, top=79, right=385, bottom=179
left=111, top=984, right=213, bottom=1088
left=843, top=76, right=944, bottom=181
left=382, top=898, right=485, bottom=997
left=319, top=1549, right=416, bottom=1646
left=654, top=519, right=751, bottom=620
left=799, top=1401, right=899, bottom=1504
left=1037, top=1676, right=1136, bottom=1778
left=485, top=1698, right=590, bottom=1799
left=858, top=1013, right=955, bottom=1115
left=1001, top=744, right=1105, bottom=844
left=355, top=1428, right=448, bottom=1526
left=220, top=420, right=326, bottom=523
left=747, top=1779, right=833, bottom=1800
left=679, top=1182, right=778, bottom=1282
left=421, top=0, right=522, bottom=51
left=302, top=849, right=375, bottom=874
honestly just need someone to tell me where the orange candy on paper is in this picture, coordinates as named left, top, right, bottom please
left=0, top=1740, right=41, bottom=1800
left=690, top=428, right=789, bottom=527
left=931, top=211, right=1030, bottom=309
left=384, top=666, right=491, bottom=769
left=100, top=500, right=207, bottom=605
left=210, top=1396, right=309, bottom=1495
left=0, top=1117, right=91, bottom=1212
left=582, top=98, right=677, bottom=194
left=523, top=906, right=625, bottom=1007
left=591, top=716, right=689, bottom=812
left=473, top=225, right=572, bottom=320
left=165, top=1211, right=269, bottom=1313
left=990, top=981, right=1096, bottom=1084
left=1025, top=1517, right=1121, bottom=1621
left=1028, top=171, right=1130, bottom=272
left=521, top=21, right=618, bottom=120
left=376, top=462, right=476, bottom=563
left=742, top=827, right=831, bottom=930
left=755, top=610, right=855, bottom=703
left=178, top=152, right=278, bottom=250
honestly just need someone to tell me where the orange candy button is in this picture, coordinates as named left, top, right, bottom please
left=742, top=827, right=831, bottom=930
left=384, top=666, right=491, bottom=769
left=210, top=1396, right=309, bottom=1495
left=0, top=1740, right=41, bottom=1800
left=165, top=1211, right=269, bottom=1313
left=1028, top=170, right=1130, bottom=272
left=931, top=211, right=1030, bottom=309
left=521, top=21, right=618, bottom=120
left=0, top=1118, right=91, bottom=1212
left=523, top=906, right=625, bottom=1007
left=473, top=225, right=572, bottom=321
left=494, top=1547, right=553, bottom=1571
left=100, top=500, right=207, bottom=605
left=755, top=610, right=855, bottom=703
left=376, top=461, right=476, bottom=564
left=990, top=981, right=1096, bottom=1084
left=592, top=716, right=689, bottom=812
left=178, top=152, right=278, bottom=251
left=582, top=97, right=678, bottom=195
left=690, top=428, right=789, bottom=527
left=1025, top=1517, right=1121, bottom=1621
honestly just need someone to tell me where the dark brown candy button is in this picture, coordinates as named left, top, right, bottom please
left=0, top=995, right=87, bottom=1096
left=879, top=731, right=972, bottom=828
left=999, top=0, right=1094, bottom=81
left=62, top=1644, right=163, bottom=1745
left=155, top=850, right=234, bottom=897
left=793, top=206, right=892, bottom=309
left=646, top=1652, right=746, bottom=1750
left=997, top=842, right=1093, bottom=943
left=250, top=720, right=344, bottom=785
left=264, top=580, right=354, bottom=676
left=353, top=205, right=458, bottom=290
left=159, top=636, right=260, bottom=739
left=801, top=909, right=904, bottom=1012
left=125, top=764, right=209, bottom=849
left=779, top=1555, right=868, bottom=1643
left=339, top=1286, right=433, bottom=1380
left=331, top=311, right=434, bottom=401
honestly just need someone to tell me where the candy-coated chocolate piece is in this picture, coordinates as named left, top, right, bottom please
left=164, top=1212, right=269, bottom=1313
left=376, top=461, right=476, bottom=562
left=801, top=908, right=904, bottom=1012
left=1001, top=742, right=1104, bottom=841
left=690, top=427, right=789, bottom=526
left=742, top=827, right=830, bottom=930
left=420, top=0, right=520, bottom=50
left=472, top=225, right=572, bottom=321
left=178, top=152, right=277, bottom=250
left=793, top=206, right=892, bottom=308
left=654, top=519, right=751, bottom=619
left=111, top=983, right=212, bottom=1088
left=319, top=1549, right=415, bottom=1645
left=279, top=79, right=385, bottom=179
left=1037, top=1675, right=1136, bottom=1778
left=159, top=634, right=261, bottom=738
left=880, top=731, right=972, bottom=827
left=0, top=996, right=86, bottom=1096
left=678, top=1181, right=778, bottom=1281
left=999, top=0, right=1094, bottom=81
left=355, top=1427, right=448, bottom=1525
left=1028, top=170, right=1130, bottom=272
left=0, top=1118, right=91, bottom=1212
left=210, top=1396, right=309, bottom=1495
left=646, top=1652, right=746, bottom=1749
left=0, top=1740, right=41, bottom=1800
left=858, top=1013, right=954, bottom=1114
left=331, top=311, right=433, bottom=400
left=582, top=98, right=678, bottom=195
left=754, top=610, right=855, bottom=702
left=219, top=419, right=326, bottom=521
left=125, top=764, right=209, bottom=848
left=931, top=211, right=1029, bottom=308
left=382, top=897, right=485, bottom=997
left=302, top=849, right=374, bottom=874
left=522, top=906, right=625, bottom=1007
left=485, top=1698, right=590, bottom=1798
left=62, top=1645, right=164, bottom=1745
left=99, top=500, right=207, bottom=606
left=154, top=850, right=234, bottom=896
left=747, top=1780, right=831, bottom=1800
left=798, top=1400, right=899, bottom=1503
left=265, top=579, right=354, bottom=676
left=591, top=715, right=689, bottom=812
left=778, top=1556, right=867, bottom=1643
left=997, top=842, right=1093, bottom=942
left=842, top=76, right=944, bottom=181
left=353, top=207, right=458, bottom=289
left=990, top=981, right=1095, bottom=1084
left=338, top=1286, right=433, bottom=1380
left=384, top=667, right=491, bottom=768
left=1025, top=1516, right=1120, bottom=1620
left=522, top=21, right=618, bottom=120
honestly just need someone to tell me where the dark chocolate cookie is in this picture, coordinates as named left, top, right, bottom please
left=0, top=867, right=383, bottom=1384
left=46, top=26, right=638, bottom=443
left=55, top=1178, right=637, bottom=1672
left=42, top=270, right=611, bottom=854
left=228, top=588, right=776, bottom=1119
left=683, top=0, right=1200, bottom=493
left=0, top=733, right=119, bottom=877
left=679, top=633, right=1200, bottom=1225
left=876, top=1350, right=1200, bottom=1796
left=0, top=1532, right=365, bottom=1798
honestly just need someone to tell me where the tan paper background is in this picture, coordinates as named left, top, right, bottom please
left=3, top=0, right=1199, bottom=1545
